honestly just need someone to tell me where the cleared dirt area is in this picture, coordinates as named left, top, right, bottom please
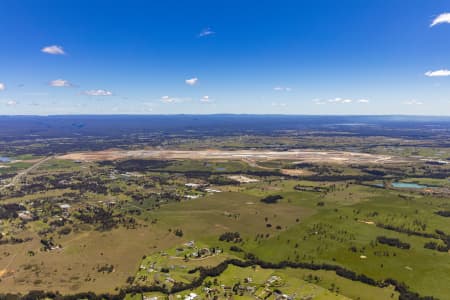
left=280, top=169, right=311, bottom=176
left=58, top=149, right=406, bottom=164
left=228, top=175, right=259, bottom=183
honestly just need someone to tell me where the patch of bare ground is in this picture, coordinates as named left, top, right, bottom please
left=58, top=149, right=407, bottom=165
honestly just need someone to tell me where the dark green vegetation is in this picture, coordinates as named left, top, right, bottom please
left=1, top=116, right=450, bottom=299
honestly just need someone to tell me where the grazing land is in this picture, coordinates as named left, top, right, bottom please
left=1, top=115, right=450, bottom=299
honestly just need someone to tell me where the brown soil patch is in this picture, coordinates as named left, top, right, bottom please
left=58, top=149, right=406, bottom=165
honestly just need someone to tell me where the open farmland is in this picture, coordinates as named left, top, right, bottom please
left=1, top=116, right=450, bottom=299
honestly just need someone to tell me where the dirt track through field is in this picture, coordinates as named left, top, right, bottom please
left=58, top=149, right=407, bottom=164
left=0, top=156, right=53, bottom=191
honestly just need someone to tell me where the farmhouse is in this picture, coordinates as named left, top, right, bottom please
left=204, top=188, right=221, bottom=193
left=185, top=183, right=202, bottom=188
left=184, top=240, right=195, bottom=248
left=59, top=204, right=71, bottom=210
left=18, top=210, right=33, bottom=221
left=184, top=293, right=198, bottom=300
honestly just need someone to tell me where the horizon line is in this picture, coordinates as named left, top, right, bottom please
left=1, top=113, right=450, bottom=118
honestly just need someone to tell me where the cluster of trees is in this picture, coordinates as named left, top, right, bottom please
left=294, top=185, right=329, bottom=192
left=219, top=232, right=242, bottom=243
left=97, top=264, right=114, bottom=273
left=435, top=210, right=450, bottom=217
left=229, top=245, right=244, bottom=252
left=74, top=207, right=121, bottom=231
left=260, top=195, right=283, bottom=204
left=208, top=175, right=239, bottom=185
left=376, top=236, right=411, bottom=250
left=0, top=203, right=26, bottom=220
left=377, top=223, right=450, bottom=254
left=113, top=159, right=172, bottom=172
left=424, top=241, right=449, bottom=252
left=0, top=236, right=32, bottom=245
left=40, top=239, right=57, bottom=251
left=361, top=168, right=387, bottom=176
left=376, top=223, right=438, bottom=239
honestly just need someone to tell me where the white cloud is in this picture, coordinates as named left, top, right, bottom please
left=199, top=27, right=215, bottom=37
left=425, top=69, right=450, bottom=77
left=41, top=45, right=65, bottom=55
left=84, top=89, right=113, bottom=96
left=200, top=95, right=213, bottom=103
left=6, top=99, right=17, bottom=106
left=313, top=97, right=369, bottom=104
left=50, top=79, right=71, bottom=87
left=329, top=97, right=352, bottom=103
left=273, top=86, right=292, bottom=92
left=185, top=77, right=198, bottom=86
left=160, top=95, right=185, bottom=103
left=431, top=13, right=450, bottom=27
left=161, top=95, right=173, bottom=103
left=403, top=100, right=423, bottom=105
left=0, top=83, right=5, bottom=91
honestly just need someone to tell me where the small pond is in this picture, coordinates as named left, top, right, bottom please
left=392, top=182, right=428, bottom=189
left=372, top=182, right=432, bottom=189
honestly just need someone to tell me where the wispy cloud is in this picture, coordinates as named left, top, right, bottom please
left=199, top=27, right=215, bottom=37
left=271, top=102, right=287, bottom=107
left=0, top=83, right=5, bottom=91
left=200, top=95, right=213, bottom=103
left=273, top=86, right=292, bottom=92
left=41, top=45, right=65, bottom=55
left=313, top=99, right=326, bottom=105
left=431, top=13, right=450, bottom=27
left=84, top=89, right=113, bottom=96
left=160, top=95, right=186, bottom=103
left=50, top=79, right=72, bottom=87
left=185, top=77, right=198, bottom=86
left=403, top=100, right=423, bottom=105
left=327, top=98, right=352, bottom=104
left=313, top=97, right=369, bottom=104
left=425, top=69, right=450, bottom=77
left=6, top=99, right=17, bottom=106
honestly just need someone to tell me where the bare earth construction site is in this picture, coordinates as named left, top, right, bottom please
left=58, top=149, right=404, bottom=164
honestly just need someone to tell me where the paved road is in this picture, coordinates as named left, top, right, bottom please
left=0, top=156, right=52, bottom=192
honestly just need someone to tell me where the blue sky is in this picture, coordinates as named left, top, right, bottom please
left=0, top=0, right=450, bottom=115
